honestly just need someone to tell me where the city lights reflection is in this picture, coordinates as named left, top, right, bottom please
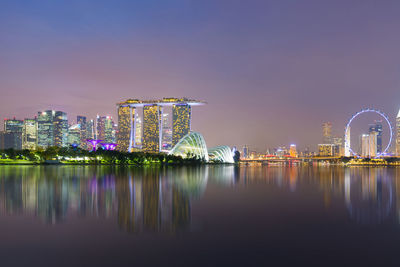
left=0, top=166, right=400, bottom=231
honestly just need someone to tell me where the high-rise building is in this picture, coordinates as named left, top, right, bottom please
left=22, top=119, right=37, bottom=150
left=116, top=98, right=204, bottom=152
left=77, top=116, right=87, bottom=149
left=162, top=113, right=172, bottom=151
left=322, top=122, right=332, bottom=144
left=332, top=137, right=343, bottom=156
left=37, top=110, right=68, bottom=149
left=243, top=145, right=249, bottom=159
left=361, top=134, right=369, bottom=157
left=172, top=104, right=191, bottom=148
left=369, top=120, right=383, bottom=154
left=0, top=131, right=16, bottom=150
left=369, top=131, right=378, bottom=157
left=142, top=105, right=162, bottom=152
left=318, top=144, right=339, bottom=156
left=37, top=111, right=55, bottom=148
left=289, top=144, right=298, bottom=157
left=4, top=118, right=23, bottom=150
left=117, top=106, right=132, bottom=151
left=87, top=119, right=95, bottom=140
left=345, top=126, right=351, bottom=157
left=360, top=132, right=378, bottom=158
left=97, top=115, right=114, bottom=143
left=68, top=124, right=81, bottom=146
left=54, top=111, right=68, bottom=147
left=135, top=114, right=142, bottom=148
left=397, top=109, right=400, bottom=156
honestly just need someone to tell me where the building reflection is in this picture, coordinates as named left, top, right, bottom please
left=239, top=165, right=397, bottom=224
left=1, top=165, right=400, bottom=227
left=0, top=166, right=206, bottom=232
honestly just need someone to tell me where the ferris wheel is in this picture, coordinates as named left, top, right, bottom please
left=344, top=108, right=393, bottom=157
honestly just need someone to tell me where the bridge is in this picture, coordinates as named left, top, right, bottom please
left=240, top=156, right=343, bottom=165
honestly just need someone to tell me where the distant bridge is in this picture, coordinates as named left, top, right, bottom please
left=240, top=156, right=343, bottom=164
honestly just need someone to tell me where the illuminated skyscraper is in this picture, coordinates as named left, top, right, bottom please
left=87, top=119, right=95, bottom=140
left=54, top=111, right=68, bottom=147
left=243, top=145, right=249, bottom=159
left=37, top=111, right=55, bottom=148
left=37, top=110, right=68, bottom=148
left=4, top=118, right=23, bottom=150
left=369, top=131, right=378, bottom=157
left=97, top=115, right=114, bottom=143
left=396, top=109, right=400, bottom=156
left=162, top=113, right=172, bottom=150
left=172, top=104, right=191, bottom=147
left=117, top=105, right=133, bottom=152
left=289, top=144, right=298, bottom=157
left=361, top=134, right=369, bottom=157
left=322, top=122, right=332, bottom=144
left=361, top=132, right=377, bottom=158
left=22, top=119, right=37, bottom=150
left=135, top=114, right=142, bottom=148
left=117, top=98, right=204, bottom=152
left=77, top=116, right=87, bottom=149
left=143, top=105, right=162, bottom=152
left=369, top=120, right=382, bottom=153
left=345, top=126, right=351, bottom=157
left=68, top=124, right=81, bottom=146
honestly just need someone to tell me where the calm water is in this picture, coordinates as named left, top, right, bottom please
left=0, top=165, right=400, bottom=266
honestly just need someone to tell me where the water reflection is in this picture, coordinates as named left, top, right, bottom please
left=1, top=165, right=400, bottom=230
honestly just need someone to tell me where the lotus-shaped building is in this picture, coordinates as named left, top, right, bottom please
left=169, top=132, right=234, bottom=163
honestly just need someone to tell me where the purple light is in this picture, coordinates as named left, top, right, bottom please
left=87, top=139, right=103, bottom=151
left=100, top=143, right=118, bottom=151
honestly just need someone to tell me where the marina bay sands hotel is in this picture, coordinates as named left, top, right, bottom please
left=117, top=98, right=205, bottom=152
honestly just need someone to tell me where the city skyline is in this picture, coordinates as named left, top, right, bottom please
left=2, top=1, right=400, bottom=150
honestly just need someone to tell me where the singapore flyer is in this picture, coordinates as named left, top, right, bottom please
left=344, top=108, right=393, bottom=157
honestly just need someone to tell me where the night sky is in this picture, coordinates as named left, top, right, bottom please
left=1, top=0, right=400, bottom=151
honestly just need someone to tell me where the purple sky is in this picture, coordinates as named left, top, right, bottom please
left=1, top=0, right=400, bottom=151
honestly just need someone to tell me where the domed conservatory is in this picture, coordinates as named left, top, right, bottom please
left=169, top=132, right=235, bottom=164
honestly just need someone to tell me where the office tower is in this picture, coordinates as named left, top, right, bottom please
left=172, top=104, right=191, bottom=147
left=318, top=144, right=335, bottom=156
left=87, top=119, right=95, bottom=140
left=332, top=137, right=343, bottom=156
left=369, top=131, right=378, bottom=157
left=322, top=122, right=332, bottom=144
left=360, top=132, right=377, bottom=158
left=289, top=144, right=297, bottom=157
left=0, top=131, right=16, bottom=150
left=345, top=126, right=351, bottom=157
left=96, top=115, right=114, bottom=143
left=22, top=119, right=37, bottom=150
left=54, top=111, right=68, bottom=147
left=4, top=118, right=23, bottom=150
left=37, top=110, right=68, bottom=149
left=77, top=116, right=87, bottom=149
left=68, top=124, right=81, bottom=146
left=143, top=104, right=162, bottom=152
left=361, top=134, right=369, bottom=157
left=37, top=111, right=55, bottom=148
left=369, top=120, right=383, bottom=154
left=162, top=113, right=172, bottom=150
left=243, top=145, right=249, bottom=158
left=397, top=109, right=400, bottom=156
